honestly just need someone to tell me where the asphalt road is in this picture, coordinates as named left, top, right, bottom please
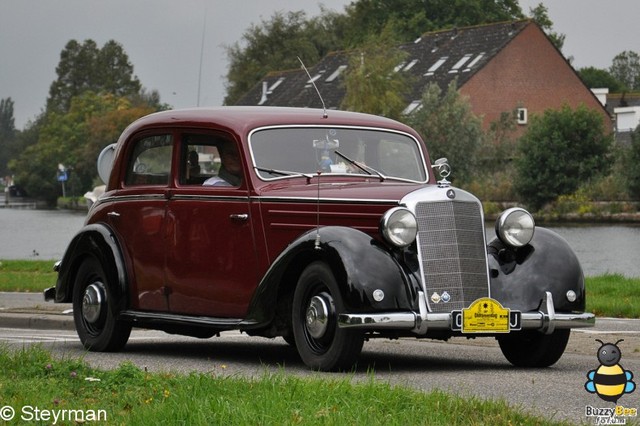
left=2, top=320, right=639, bottom=425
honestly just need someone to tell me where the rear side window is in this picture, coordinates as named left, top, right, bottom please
left=125, top=135, right=173, bottom=186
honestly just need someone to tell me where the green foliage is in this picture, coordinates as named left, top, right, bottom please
left=47, top=40, right=141, bottom=113
left=514, top=104, right=613, bottom=210
left=610, top=50, right=640, bottom=91
left=578, top=67, right=625, bottom=92
left=623, top=126, right=640, bottom=198
left=10, top=92, right=155, bottom=205
left=340, top=28, right=412, bottom=119
left=0, top=97, right=19, bottom=177
left=224, top=10, right=346, bottom=105
left=406, top=80, right=483, bottom=185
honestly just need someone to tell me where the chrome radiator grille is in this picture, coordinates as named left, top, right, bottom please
left=415, top=200, right=489, bottom=313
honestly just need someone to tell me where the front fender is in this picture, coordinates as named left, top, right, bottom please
left=54, top=223, right=128, bottom=312
left=245, top=226, right=419, bottom=325
left=489, top=227, right=585, bottom=313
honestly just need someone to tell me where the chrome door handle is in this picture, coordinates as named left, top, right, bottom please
left=107, top=211, right=121, bottom=218
left=229, top=213, right=248, bottom=221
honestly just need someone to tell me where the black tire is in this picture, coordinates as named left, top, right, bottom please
left=72, top=257, right=131, bottom=351
left=498, top=329, right=571, bottom=367
left=292, top=262, right=364, bottom=371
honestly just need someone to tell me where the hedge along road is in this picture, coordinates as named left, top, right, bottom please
left=1, top=318, right=638, bottom=424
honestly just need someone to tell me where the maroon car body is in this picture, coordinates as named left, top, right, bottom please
left=46, top=107, right=594, bottom=371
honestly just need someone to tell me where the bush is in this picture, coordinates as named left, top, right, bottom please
left=514, top=104, right=613, bottom=210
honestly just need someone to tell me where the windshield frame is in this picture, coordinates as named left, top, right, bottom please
left=248, top=124, right=429, bottom=184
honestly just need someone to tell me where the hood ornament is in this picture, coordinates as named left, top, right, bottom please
left=432, top=158, right=451, bottom=188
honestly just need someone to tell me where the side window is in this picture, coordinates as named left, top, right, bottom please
left=181, top=133, right=243, bottom=187
left=125, top=135, right=173, bottom=186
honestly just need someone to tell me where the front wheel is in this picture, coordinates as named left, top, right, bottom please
left=72, top=256, right=131, bottom=351
left=292, top=262, right=364, bottom=371
left=498, top=329, right=571, bottom=367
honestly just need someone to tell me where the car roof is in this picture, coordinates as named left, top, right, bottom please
left=119, top=106, right=421, bottom=141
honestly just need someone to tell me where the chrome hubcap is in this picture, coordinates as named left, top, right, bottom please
left=305, top=295, right=329, bottom=339
left=82, top=283, right=105, bottom=324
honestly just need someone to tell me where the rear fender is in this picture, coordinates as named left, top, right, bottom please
left=54, top=223, right=128, bottom=312
left=245, top=226, right=420, bottom=325
left=489, top=227, right=585, bottom=313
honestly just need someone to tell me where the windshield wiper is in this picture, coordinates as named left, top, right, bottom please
left=254, top=167, right=314, bottom=180
left=334, top=150, right=386, bottom=182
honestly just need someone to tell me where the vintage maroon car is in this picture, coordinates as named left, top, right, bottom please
left=45, top=106, right=595, bottom=371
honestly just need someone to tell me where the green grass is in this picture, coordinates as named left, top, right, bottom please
left=0, top=345, right=570, bottom=425
left=0, top=260, right=639, bottom=318
left=0, top=260, right=57, bottom=292
left=585, top=273, right=640, bottom=319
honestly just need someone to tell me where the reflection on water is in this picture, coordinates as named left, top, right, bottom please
left=0, top=208, right=638, bottom=277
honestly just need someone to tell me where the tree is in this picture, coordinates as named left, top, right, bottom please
left=47, top=39, right=142, bottom=113
left=406, top=80, right=483, bottom=184
left=610, top=50, right=640, bottom=91
left=514, top=104, right=613, bottom=210
left=623, top=125, right=640, bottom=199
left=578, top=67, right=625, bottom=92
left=340, top=29, right=412, bottom=119
left=224, top=10, right=346, bottom=105
left=10, top=92, right=155, bottom=205
left=0, top=97, right=18, bottom=177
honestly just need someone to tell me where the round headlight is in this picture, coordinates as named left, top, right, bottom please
left=495, top=207, right=535, bottom=248
left=380, top=207, right=417, bottom=248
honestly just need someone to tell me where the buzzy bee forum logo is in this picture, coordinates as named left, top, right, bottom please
left=584, top=339, right=637, bottom=425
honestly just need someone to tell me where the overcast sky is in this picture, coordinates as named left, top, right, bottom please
left=1, top=0, right=638, bottom=129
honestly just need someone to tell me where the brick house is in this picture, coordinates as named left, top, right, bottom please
left=236, top=20, right=610, bottom=135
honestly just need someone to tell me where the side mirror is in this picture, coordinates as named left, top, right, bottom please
left=97, top=143, right=116, bottom=184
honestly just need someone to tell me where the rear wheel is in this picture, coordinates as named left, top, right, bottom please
left=72, top=257, right=131, bottom=351
left=498, top=329, right=570, bottom=367
left=292, top=262, right=364, bottom=371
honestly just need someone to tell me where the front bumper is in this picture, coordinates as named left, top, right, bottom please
left=338, top=291, right=595, bottom=335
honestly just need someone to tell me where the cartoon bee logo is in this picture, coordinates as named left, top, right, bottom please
left=585, top=339, right=636, bottom=403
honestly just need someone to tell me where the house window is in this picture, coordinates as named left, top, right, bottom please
left=424, top=57, right=448, bottom=76
left=517, top=108, right=528, bottom=125
left=464, top=53, right=485, bottom=72
left=449, top=54, right=473, bottom=73
left=403, top=59, right=419, bottom=71
left=402, top=100, right=422, bottom=115
left=325, top=65, right=347, bottom=82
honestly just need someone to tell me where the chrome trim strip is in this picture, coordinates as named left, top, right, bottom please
left=257, top=196, right=399, bottom=205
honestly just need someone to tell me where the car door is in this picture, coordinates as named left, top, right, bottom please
left=107, top=132, right=173, bottom=312
left=163, top=131, right=258, bottom=318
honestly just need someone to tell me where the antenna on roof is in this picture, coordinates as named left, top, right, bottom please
left=297, top=56, right=328, bottom=118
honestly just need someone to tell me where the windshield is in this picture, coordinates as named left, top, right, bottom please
left=250, top=127, right=427, bottom=182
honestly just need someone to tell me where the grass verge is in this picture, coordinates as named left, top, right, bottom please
left=0, top=345, right=570, bottom=425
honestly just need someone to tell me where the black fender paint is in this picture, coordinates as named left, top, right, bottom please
left=488, top=227, right=586, bottom=313
left=245, top=226, right=421, bottom=325
left=53, top=223, right=128, bottom=313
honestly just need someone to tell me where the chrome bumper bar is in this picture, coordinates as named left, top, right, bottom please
left=338, top=291, right=595, bottom=335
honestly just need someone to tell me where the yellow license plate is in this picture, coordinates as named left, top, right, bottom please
left=462, top=297, right=511, bottom=333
